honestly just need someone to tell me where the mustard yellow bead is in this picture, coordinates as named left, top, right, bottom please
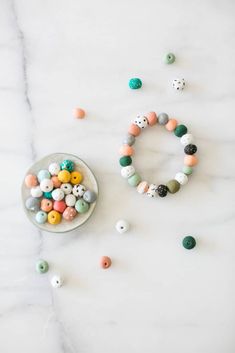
left=58, top=170, right=71, bottom=183
left=48, top=210, right=62, bottom=225
left=70, top=171, right=83, bottom=185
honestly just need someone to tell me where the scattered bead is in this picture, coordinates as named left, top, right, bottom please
left=60, top=159, right=74, bottom=172
left=175, top=172, right=188, bottom=185
left=41, top=199, right=53, bottom=212
left=83, top=190, right=97, bottom=203
left=121, top=165, right=135, bottom=179
left=157, top=184, right=168, bottom=197
left=158, top=112, right=169, bottom=125
left=147, top=184, right=158, bottom=198
left=40, top=178, right=53, bottom=192
left=58, top=170, right=71, bottom=183
left=36, top=259, right=49, bottom=274
left=165, top=119, right=178, bottom=131
left=73, top=107, right=86, bottom=119
left=48, top=210, right=62, bottom=225
left=100, top=256, right=112, bottom=269
left=31, top=186, right=43, bottom=198
left=184, top=144, right=197, bottom=155
left=25, top=197, right=40, bottom=212
left=134, top=115, right=148, bottom=129
left=184, top=155, right=198, bottom=167
left=115, top=219, right=130, bottom=234
left=52, top=188, right=64, bottom=201
left=164, top=52, right=175, bottom=64
left=51, top=176, right=62, bottom=188
left=51, top=275, right=63, bottom=288
left=35, top=211, right=48, bottom=224
left=25, top=174, right=38, bottom=188
left=129, top=78, right=142, bottom=89
left=172, top=78, right=186, bottom=91
left=182, top=166, right=193, bottom=175
left=53, top=200, right=66, bottom=214
left=37, top=169, right=51, bottom=182
left=128, top=123, right=141, bottom=137
left=60, top=183, right=72, bottom=195
left=65, top=194, right=76, bottom=207
left=166, top=180, right=180, bottom=194
left=75, top=199, right=89, bottom=213
left=70, top=171, right=83, bottom=185
left=119, top=145, right=134, bottom=156
left=146, top=112, right=157, bottom=126
left=174, top=124, right=188, bottom=137
left=72, top=184, right=86, bottom=197
left=137, top=181, right=149, bottom=194
left=180, top=133, right=194, bottom=146
left=119, top=156, right=132, bottom=167
left=63, top=207, right=77, bottom=221
left=128, top=173, right=141, bottom=187
left=182, top=236, right=196, bottom=250
left=48, top=162, right=60, bottom=176
left=123, top=134, right=135, bottom=146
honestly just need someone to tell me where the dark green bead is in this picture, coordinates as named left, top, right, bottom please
left=129, top=78, right=142, bottom=89
left=182, top=236, right=196, bottom=250
left=174, top=124, right=188, bottom=137
left=119, top=156, right=132, bottom=167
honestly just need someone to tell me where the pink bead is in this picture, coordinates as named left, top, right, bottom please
left=184, top=155, right=198, bottom=167
left=119, top=144, right=134, bottom=156
left=128, top=123, right=141, bottom=137
left=137, top=181, right=149, bottom=194
left=73, top=107, right=86, bottom=119
left=53, top=200, right=66, bottom=213
left=165, top=119, right=178, bottom=131
left=100, top=256, right=112, bottom=269
left=63, top=207, right=77, bottom=221
left=146, top=112, right=157, bottom=126
left=25, top=174, right=38, bottom=188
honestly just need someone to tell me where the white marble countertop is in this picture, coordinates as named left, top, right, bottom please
left=0, top=0, right=235, bottom=352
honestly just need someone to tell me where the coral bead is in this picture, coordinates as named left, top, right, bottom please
left=58, top=170, right=71, bottom=183
left=184, top=155, right=198, bottom=167
left=51, top=176, right=61, bottom=188
left=119, top=145, right=134, bottom=156
left=73, top=107, right=86, bottom=119
left=41, top=199, right=53, bottom=212
left=53, top=200, right=66, bottom=213
left=146, top=112, right=157, bottom=126
left=128, top=123, right=141, bottom=137
left=100, top=256, right=112, bottom=269
left=165, top=119, right=178, bottom=131
left=25, top=174, right=38, bottom=188
left=48, top=210, right=62, bottom=225
left=70, top=171, right=83, bottom=185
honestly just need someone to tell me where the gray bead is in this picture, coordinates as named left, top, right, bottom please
left=158, top=112, right=169, bottom=125
left=25, top=197, right=40, bottom=212
left=123, top=134, right=135, bottom=146
left=83, top=190, right=97, bottom=203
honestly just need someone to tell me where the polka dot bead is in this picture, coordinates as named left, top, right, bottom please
left=72, top=184, right=86, bottom=197
left=172, top=78, right=186, bottom=91
left=119, top=111, right=198, bottom=199
left=63, top=207, right=77, bottom=221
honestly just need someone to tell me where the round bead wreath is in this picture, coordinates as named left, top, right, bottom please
left=119, top=112, right=198, bottom=198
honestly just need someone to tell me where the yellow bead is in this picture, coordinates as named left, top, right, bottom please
left=58, top=170, right=71, bottom=183
left=70, top=171, right=83, bottom=185
left=48, top=210, right=61, bottom=225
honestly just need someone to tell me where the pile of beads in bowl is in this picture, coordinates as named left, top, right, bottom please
left=119, top=112, right=198, bottom=198
left=24, top=159, right=97, bottom=225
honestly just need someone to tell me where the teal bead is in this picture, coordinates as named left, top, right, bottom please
left=36, top=259, right=49, bottom=274
left=37, top=169, right=50, bottom=182
left=129, top=78, right=142, bottom=89
left=35, top=211, right=47, bottom=224
left=174, top=124, right=188, bottom=137
left=119, top=156, right=132, bottom=167
left=43, top=191, right=53, bottom=199
left=164, top=53, right=175, bottom=64
left=182, top=166, right=193, bottom=175
left=75, top=199, right=90, bottom=213
left=128, top=173, right=141, bottom=187
left=60, top=159, right=74, bottom=172
left=182, top=236, right=196, bottom=250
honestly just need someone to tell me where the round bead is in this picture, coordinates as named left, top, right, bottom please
left=25, top=197, right=40, bottom=212
left=121, top=165, right=135, bottom=179
left=83, top=190, right=97, bottom=203
left=115, top=220, right=130, bottom=234
left=123, top=134, right=135, bottom=146
left=157, top=184, right=168, bottom=197
left=41, top=199, right=53, bottom=212
left=184, top=144, right=197, bottom=155
left=172, top=78, right=186, bottom=91
left=25, top=174, right=38, bottom=188
left=100, top=256, right=112, bottom=269
left=37, top=169, right=51, bottom=182
left=147, top=184, right=157, bottom=198
left=134, top=115, right=148, bottom=129
left=128, top=173, right=141, bottom=187
left=48, top=210, right=62, bottom=225
left=128, top=123, right=141, bottom=137
left=184, top=155, right=198, bottom=167
left=158, top=112, right=169, bottom=125
left=30, top=186, right=43, bottom=198
left=63, top=207, right=77, bottom=221
left=166, top=180, right=180, bottom=194
left=146, top=111, right=157, bottom=126
left=129, top=78, right=142, bottom=89
left=40, top=178, right=53, bottom=193
left=51, top=176, right=62, bottom=188
left=58, top=170, right=71, bottom=183
left=51, top=275, right=63, bottom=288
left=182, top=166, right=193, bottom=175
left=53, top=200, right=66, bottom=213
left=175, top=172, right=188, bottom=185
left=174, top=124, right=188, bottom=137
left=73, top=107, right=86, bottom=119
left=137, top=181, right=149, bottom=194
left=119, top=145, right=134, bottom=156
left=164, top=52, right=175, bottom=64
left=60, top=183, right=72, bottom=195
left=72, top=184, right=86, bottom=197
left=70, top=171, right=83, bottom=185
left=182, top=236, right=196, bottom=250
left=65, top=194, right=76, bottom=207
left=36, top=259, right=49, bottom=274
left=165, top=119, right=178, bottom=131
left=48, top=162, right=60, bottom=176
left=52, top=188, right=64, bottom=201
left=60, top=159, right=74, bottom=172
left=43, top=191, right=53, bottom=199
left=35, top=211, right=47, bottom=224
left=119, top=156, right=132, bottom=167
left=180, top=133, right=194, bottom=146
left=75, top=199, right=89, bottom=213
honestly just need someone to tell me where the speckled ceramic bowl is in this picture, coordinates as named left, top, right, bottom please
left=22, top=153, right=98, bottom=233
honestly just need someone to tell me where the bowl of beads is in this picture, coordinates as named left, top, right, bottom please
left=22, top=153, right=98, bottom=233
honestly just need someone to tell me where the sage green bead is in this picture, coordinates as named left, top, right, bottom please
left=75, top=199, right=89, bottom=213
left=164, top=53, right=175, bottom=64
left=119, top=156, right=132, bottom=167
left=129, top=78, right=142, bottom=89
left=36, top=259, right=49, bottom=274
left=166, top=179, right=180, bottom=194
left=128, top=173, right=141, bottom=187
left=182, top=236, right=196, bottom=250
left=182, top=166, right=193, bottom=175
left=174, top=124, right=188, bottom=137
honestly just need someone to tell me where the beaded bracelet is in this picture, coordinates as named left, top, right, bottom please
left=119, top=112, right=198, bottom=198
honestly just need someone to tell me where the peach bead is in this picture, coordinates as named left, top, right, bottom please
left=63, top=207, right=77, bottom=221
left=165, top=119, right=178, bottom=131
left=146, top=112, right=157, bottom=126
left=73, top=107, right=86, bottom=119
left=100, top=256, right=112, bottom=269
left=25, top=174, right=38, bottom=188
left=41, top=199, right=53, bottom=212
left=119, top=144, right=134, bottom=156
left=184, top=155, right=198, bottom=167
left=128, top=123, right=141, bottom=137
left=51, top=176, right=61, bottom=188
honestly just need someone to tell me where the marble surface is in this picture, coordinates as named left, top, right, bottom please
left=0, top=0, right=235, bottom=352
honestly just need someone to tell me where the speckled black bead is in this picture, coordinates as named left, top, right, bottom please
left=184, top=144, right=197, bottom=155
left=157, top=184, right=168, bottom=197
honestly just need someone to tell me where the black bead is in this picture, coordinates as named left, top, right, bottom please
left=184, top=144, right=197, bottom=155
left=157, top=184, right=168, bottom=197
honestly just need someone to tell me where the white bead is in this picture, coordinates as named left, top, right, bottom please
left=51, top=275, right=63, bottom=288
left=52, top=188, right=64, bottom=201
left=48, top=162, right=60, bottom=176
left=30, top=186, right=43, bottom=198
left=65, top=194, right=76, bottom=207
left=40, top=178, right=53, bottom=192
left=121, top=165, right=135, bottom=178
left=137, top=181, right=148, bottom=194
left=115, top=220, right=130, bottom=234
left=175, top=172, right=188, bottom=185
left=146, top=184, right=157, bottom=198
left=134, top=115, right=148, bottom=129
left=172, top=78, right=186, bottom=91
left=180, top=133, right=194, bottom=146
left=72, top=184, right=86, bottom=197
left=60, top=183, right=72, bottom=195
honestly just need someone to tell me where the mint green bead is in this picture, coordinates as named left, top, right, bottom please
left=182, top=166, right=193, bottom=175
left=75, top=199, right=89, bottom=213
left=164, top=53, right=175, bottom=64
left=129, top=78, right=142, bottom=89
left=36, top=259, right=49, bottom=274
left=128, top=173, right=141, bottom=187
left=174, top=124, right=187, bottom=137
left=60, top=159, right=74, bottom=172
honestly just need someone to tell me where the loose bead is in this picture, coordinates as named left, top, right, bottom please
left=100, top=256, right=112, bottom=269
left=175, top=172, right=188, bottom=185
left=121, top=165, right=135, bottom=179
left=43, top=191, right=53, bottom=199
left=157, top=184, right=168, bottom=197
left=35, top=211, right=48, bottom=224
left=182, top=166, right=193, bottom=175
left=48, top=162, right=60, bottom=176
left=127, top=173, right=141, bottom=187
left=123, top=134, right=135, bottom=146
left=164, top=52, right=175, bottom=64
left=60, top=159, right=74, bottom=172
left=70, top=171, right=83, bottom=185
left=65, top=194, right=76, bottom=207
left=60, top=183, right=72, bottom=195
left=75, top=199, right=90, bottom=213
left=58, top=170, right=71, bottom=183
left=134, top=115, right=148, bottom=129
left=119, top=156, right=132, bottom=167
left=166, top=180, right=180, bottom=194
left=51, top=275, right=63, bottom=288
left=25, top=197, right=40, bottom=212
left=40, top=178, right=53, bottom=192
left=63, top=207, right=77, bottom=221
left=53, top=200, right=66, bottom=213
left=180, top=133, right=194, bottom=146
left=129, top=78, right=142, bottom=89
left=146, top=112, right=157, bottom=126
left=73, top=107, right=86, bottom=119
left=37, top=169, right=51, bottom=182
left=119, top=145, right=134, bottom=156
left=137, top=181, right=148, bottom=194
left=36, top=259, right=49, bottom=274
left=174, top=124, right=187, bottom=137
left=184, top=155, right=198, bottom=167
left=41, top=198, right=53, bottom=212
left=158, top=112, right=169, bottom=125
left=115, top=219, right=130, bottom=234
left=52, top=188, right=64, bottom=201
left=172, top=78, right=186, bottom=91
left=31, top=186, right=43, bottom=198
left=182, top=236, right=196, bottom=250
left=165, top=119, right=178, bottom=131
left=25, top=174, right=38, bottom=188
left=146, top=184, right=158, bottom=198
left=184, top=144, right=197, bottom=155
left=51, top=176, right=62, bottom=188
left=72, top=184, right=86, bottom=197
left=48, top=210, right=62, bottom=225
left=83, top=190, right=97, bottom=203
left=128, top=123, right=141, bottom=137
